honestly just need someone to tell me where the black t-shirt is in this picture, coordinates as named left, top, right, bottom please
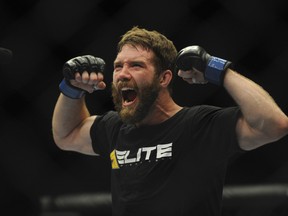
left=90, top=106, right=243, bottom=216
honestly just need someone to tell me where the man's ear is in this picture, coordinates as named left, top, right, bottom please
left=159, top=70, right=173, bottom=87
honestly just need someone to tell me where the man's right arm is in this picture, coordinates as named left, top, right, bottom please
left=52, top=94, right=98, bottom=155
left=52, top=55, right=106, bottom=156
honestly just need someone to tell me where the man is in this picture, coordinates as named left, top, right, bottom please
left=52, top=27, right=288, bottom=216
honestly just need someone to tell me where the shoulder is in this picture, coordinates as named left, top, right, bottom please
left=92, top=111, right=121, bottom=129
left=187, top=105, right=239, bottom=116
left=183, top=105, right=240, bottom=126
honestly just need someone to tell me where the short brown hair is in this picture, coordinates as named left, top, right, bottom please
left=117, top=27, right=177, bottom=92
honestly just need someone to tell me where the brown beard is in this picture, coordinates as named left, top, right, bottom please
left=111, top=75, right=160, bottom=124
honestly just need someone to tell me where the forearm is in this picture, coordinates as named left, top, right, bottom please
left=223, top=69, right=288, bottom=146
left=52, top=93, right=90, bottom=141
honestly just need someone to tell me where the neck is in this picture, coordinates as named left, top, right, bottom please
left=137, top=90, right=182, bottom=126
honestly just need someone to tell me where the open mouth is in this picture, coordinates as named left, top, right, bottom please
left=121, top=87, right=137, bottom=106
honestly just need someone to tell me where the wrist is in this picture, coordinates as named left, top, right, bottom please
left=59, top=79, right=85, bottom=99
left=205, top=57, right=232, bottom=86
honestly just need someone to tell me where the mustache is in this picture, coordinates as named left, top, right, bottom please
left=114, top=80, right=138, bottom=92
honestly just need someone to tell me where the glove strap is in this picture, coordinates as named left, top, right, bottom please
left=205, top=57, right=231, bottom=86
left=59, top=79, right=85, bottom=99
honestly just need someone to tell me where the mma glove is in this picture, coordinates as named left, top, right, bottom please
left=59, top=55, right=105, bottom=99
left=175, top=45, right=232, bottom=86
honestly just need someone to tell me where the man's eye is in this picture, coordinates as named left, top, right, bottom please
left=132, top=63, right=142, bottom=67
left=114, top=65, right=122, bottom=70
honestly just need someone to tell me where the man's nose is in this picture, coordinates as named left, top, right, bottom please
left=117, top=65, right=131, bottom=81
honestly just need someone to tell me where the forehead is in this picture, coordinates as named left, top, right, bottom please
left=114, top=44, right=154, bottom=63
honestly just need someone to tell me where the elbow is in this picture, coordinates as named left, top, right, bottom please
left=52, top=132, right=71, bottom=151
left=53, top=137, right=67, bottom=151
left=275, top=118, right=288, bottom=139
left=238, top=117, right=288, bottom=151
left=266, top=118, right=288, bottom=143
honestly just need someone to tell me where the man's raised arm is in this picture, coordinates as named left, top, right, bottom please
left=176, top=45, right=288, bottom=150
left=52, top=55, right=106, bottom=155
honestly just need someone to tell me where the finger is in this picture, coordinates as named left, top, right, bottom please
left=182, top=77, right=193, bottom=84
left=70, top=79, right=82, bottom=88
left=178, top=70, right=193, bottom=78
left=81, top=71, right=90, bottom=84
left=97, top=72, right=104, bottom=81
left=92, top=80, right=106, bottom=91
left=97, top=81, right=106, bottom=90
left=88, top=72, right=98, bottom=85
left=75, top=72, right=82, bottom=82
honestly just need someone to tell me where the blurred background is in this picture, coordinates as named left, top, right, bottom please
left=1, top=0, right=288, bottom=215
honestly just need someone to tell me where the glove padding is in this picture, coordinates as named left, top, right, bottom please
left=63, top=55, right=105, bottom=80
left=175, top=45, right=232, bottom=86
left=60, top=55, right=105, bottom=99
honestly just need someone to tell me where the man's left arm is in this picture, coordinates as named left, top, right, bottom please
left=223, top=69, right=288, bottom=150
left=175, top=45, right=288, bottom=151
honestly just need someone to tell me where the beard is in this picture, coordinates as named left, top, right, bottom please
left=111, top=75, right=160, bottom=125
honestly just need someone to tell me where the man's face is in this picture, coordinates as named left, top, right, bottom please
left=112, top=44, right=161, bottom=124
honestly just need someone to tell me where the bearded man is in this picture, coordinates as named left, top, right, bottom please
left=52, top=27, right=288, bottom=216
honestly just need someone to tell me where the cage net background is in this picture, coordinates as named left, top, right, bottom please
left=1, top=0, right=288, bottom=215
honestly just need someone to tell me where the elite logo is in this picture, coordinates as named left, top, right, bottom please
left=110, top=143, right=173, bottom=169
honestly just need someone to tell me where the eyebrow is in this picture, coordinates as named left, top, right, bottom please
left=113, top=59, right=146, bottom=66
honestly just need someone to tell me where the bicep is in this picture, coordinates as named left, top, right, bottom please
left=56, top=116, right=99, bottom=156
left=236, top=116, right=271, bottom=151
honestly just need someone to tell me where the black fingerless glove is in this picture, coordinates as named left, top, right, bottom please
left=59, top=55, right=105, bottom=99
left=175, top=45, right=232, bottom=86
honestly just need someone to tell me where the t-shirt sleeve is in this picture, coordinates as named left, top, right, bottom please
left=190, top=105, right=244, bottom=159
left=90, top=111, right=121, bottom=158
